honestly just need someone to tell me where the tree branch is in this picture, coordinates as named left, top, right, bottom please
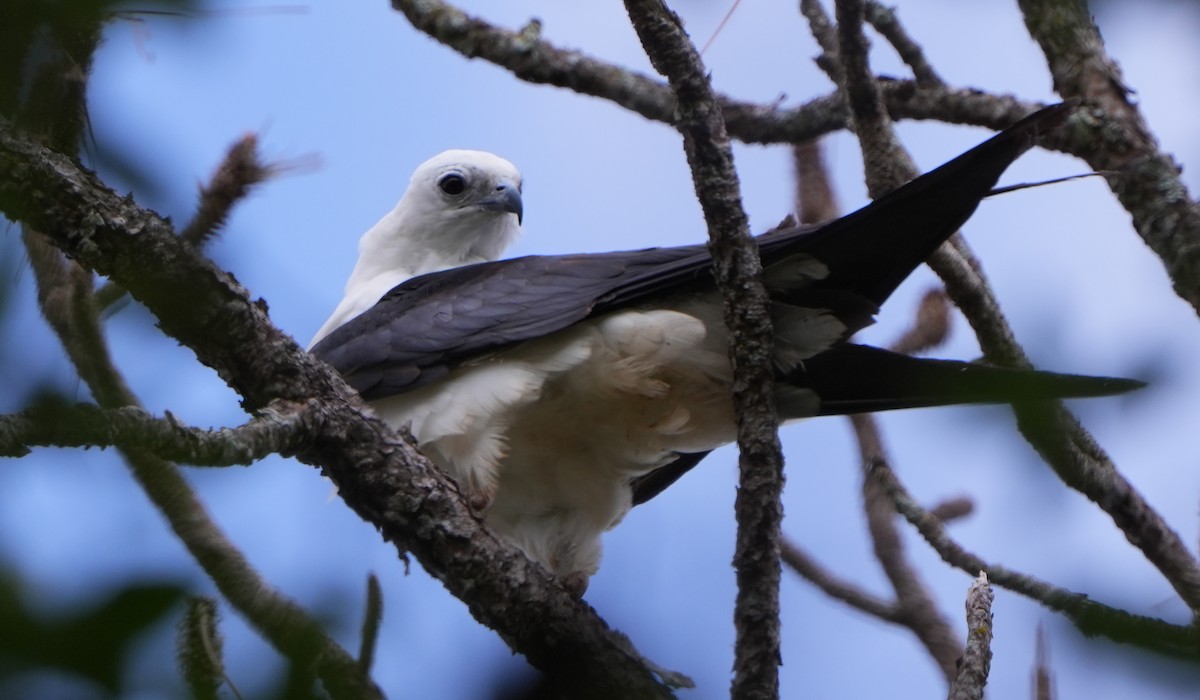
left=622, top=2, right=783, bottom=697
left=0, top=400, right=313, bottom=464
left=1019, top=0, right=1200, bottom=316
left=870, top=457, right=1200, bottom=659
left=390, top=0, right=1050, bottom=145
left=852, top=414, right=963, bottom=682
left=814, top=0, right=1200, bottom=623
left=780, top=537, right=901, bottom=622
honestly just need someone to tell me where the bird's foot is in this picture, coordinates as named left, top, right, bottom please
left=560, top=571, right=589, bottom=598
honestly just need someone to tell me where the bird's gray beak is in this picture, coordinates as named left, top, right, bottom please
left=477, top=184, right=523, bottom=224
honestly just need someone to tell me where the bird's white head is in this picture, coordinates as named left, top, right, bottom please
left=310, top=150, right=524, bottom=346
left=379, top=149, right=523, bottom=271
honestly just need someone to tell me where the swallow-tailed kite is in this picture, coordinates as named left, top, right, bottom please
left=310, top=104, right=1140, bottom=592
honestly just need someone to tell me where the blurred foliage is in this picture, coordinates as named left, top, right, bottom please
left=0, top=572, right=188, bottom=697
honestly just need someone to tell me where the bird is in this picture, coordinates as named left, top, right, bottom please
left=310, top=104, right=1141, bottom=594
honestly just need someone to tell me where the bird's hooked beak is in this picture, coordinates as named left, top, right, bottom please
left=477, top=183, right=523, bottom=224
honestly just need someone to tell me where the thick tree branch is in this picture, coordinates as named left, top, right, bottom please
left=0, top=117, right=674, bottom=700
left=0, top=400, right=313, bottom=464
left=622, top=2, right=783, bottom=697
left=8, top=7, right=382, bottom=696
left=833, top=0, right=908, bottom=197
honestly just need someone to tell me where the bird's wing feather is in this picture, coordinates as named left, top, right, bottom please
left=310, top=248, right=706, bottom=399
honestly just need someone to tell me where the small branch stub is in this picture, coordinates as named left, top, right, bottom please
left=948, top=572, right=995, bottom=700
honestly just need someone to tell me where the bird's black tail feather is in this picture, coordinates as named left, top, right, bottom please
left=631, top=346, right=1141, bottom=505
left=780, top=343, right=1144, bottom=418
left=760, top=102, right=1075, bottom=310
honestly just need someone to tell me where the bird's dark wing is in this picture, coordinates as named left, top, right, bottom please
left=575, top=103, right=1074, bottom=332
left=310, top=247, right=707, bottom=399
left=312, top=103, right=1072, bottom=401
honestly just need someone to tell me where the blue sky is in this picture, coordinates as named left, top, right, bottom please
left=3, top=1, right=1200, bottom=698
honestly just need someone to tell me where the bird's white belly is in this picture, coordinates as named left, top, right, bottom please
left=370, top=305, right=736, bottom=582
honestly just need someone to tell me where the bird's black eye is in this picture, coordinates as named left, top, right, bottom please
left=438, top=173, right=467, bottom=195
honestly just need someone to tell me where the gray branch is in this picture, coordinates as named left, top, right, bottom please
left=391, top=0, right=1050, bottom=145
left=871, top=457, right=1200, bottom=658
left=622, top=2, right=784, bottom=697
left=0, top=400, right=313, bottom=464
left=1019, top=0, right=1200, bottom=316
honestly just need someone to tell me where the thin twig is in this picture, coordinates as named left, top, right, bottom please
left=96, top=133, right=281, bottom=311
left=780, top=537, right=900, bottom=622
left=871, top=458, right=1200, bottom=658
left=1033, top=623, right=1055, bottom=700
left=180, top=133, right=271, bottom=248
left=792, top=139, right=840, bottom=224
left=831, top=2, right=967, bottom=679
left=853, top=416, right=963, bottom=681
left=927, top=496, right=974, bottom=524
left=798, top=0, right=842, bottom=84
left=888, top=289, right=952, bottom=356
left=865, top=1, right=943, bottom=86
left=178, top=597, right=229, bottom=700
